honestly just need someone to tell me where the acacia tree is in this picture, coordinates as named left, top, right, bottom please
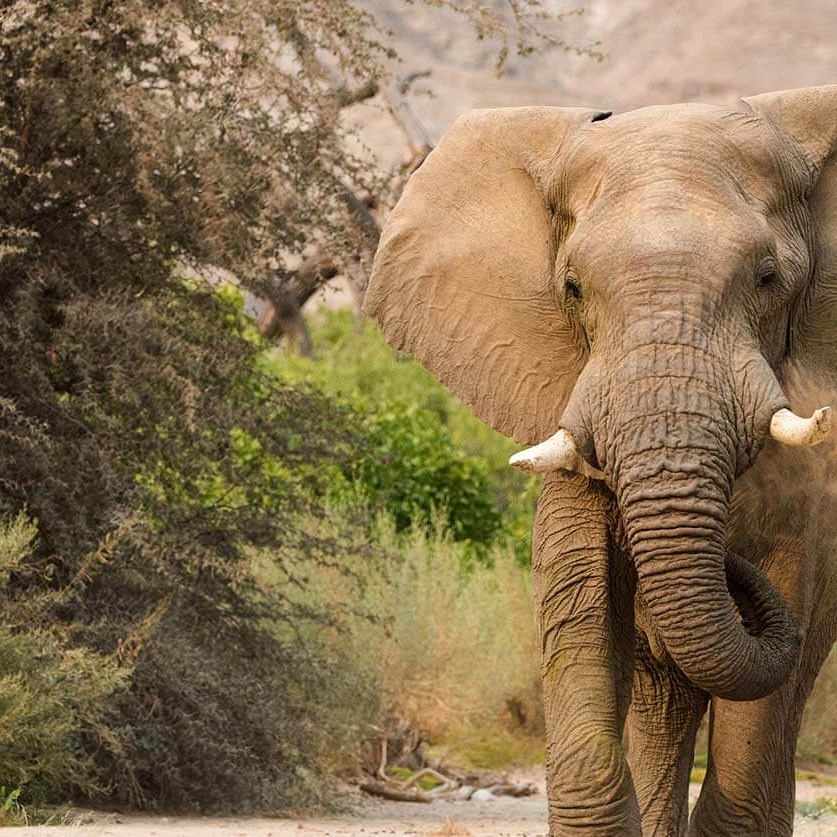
left=0, top=0, right=587, bottom=811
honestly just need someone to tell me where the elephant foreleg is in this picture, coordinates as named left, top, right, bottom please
left=626, top=631, right=708, bottom=837
left=535, top=471, right=640, bottom=835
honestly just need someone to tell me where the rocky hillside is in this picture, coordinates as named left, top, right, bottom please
left=356, top=0, right=837, bottom=158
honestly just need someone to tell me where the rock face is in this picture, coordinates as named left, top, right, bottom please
left=358, top=0, right=837, bottom=152
left=563, top=0, right=837, bottom=110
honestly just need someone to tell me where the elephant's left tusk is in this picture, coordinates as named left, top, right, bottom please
left=509, top=429, right=604, bottom=478
left=769, top=406, right=833, bottom=447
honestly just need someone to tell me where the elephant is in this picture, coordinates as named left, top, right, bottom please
left=363, top=85, right=837, bottom=835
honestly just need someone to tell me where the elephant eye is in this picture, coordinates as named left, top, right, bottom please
left=564, top=276, right=582, bottom=301
left=758, top=270, right=779, bottom=289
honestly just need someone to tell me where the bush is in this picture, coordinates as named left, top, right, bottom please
left=330, top=516, right=544, bottom=767
left=0, top=514, right=127, bottom=805
left=351, top=405, right=504, bottom=548
left=383, top=524, right=541, bottom=744
left=0, top=0, right=563, bottom=812
left=0, top=276, right=379, bottom=810
left=0, top=628, right=126, bottom=804
left=0, top=502, right=383, bottom=813
left=105, top=610, right=336, bottom=811
left=274, top=308, right=539, bottom=559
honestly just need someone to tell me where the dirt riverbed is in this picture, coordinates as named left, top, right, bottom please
left=13, top=773, right=837, bottom=836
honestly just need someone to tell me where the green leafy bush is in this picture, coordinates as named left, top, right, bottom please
left=0, top=786, right=26, bottom=827
left=0, top=628, right=126, bottom=803
left=273, top=308, right=538, bottom=558
left=351, top=404, right=503, bottom=547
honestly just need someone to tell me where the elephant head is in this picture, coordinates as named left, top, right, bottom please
left=364, top=86, right=837, bottom=703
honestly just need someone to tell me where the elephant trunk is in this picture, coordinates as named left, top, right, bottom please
left=607, top=350, right=801, bottom=701
left=617, top=451, right=799, bottom=700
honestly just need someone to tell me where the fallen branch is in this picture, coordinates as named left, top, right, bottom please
left=486, top=782, right=538, bottom=798
left=358, top=723, right=539, bottom=805
left=359, top=781, right=432, bottom=803
left=404, top=767, right=457, bottom=796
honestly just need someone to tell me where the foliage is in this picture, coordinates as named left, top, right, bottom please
left=337, top=518, right=544, bottom=760
left=290, top=506, right=544, bottom=773
left=0, top=259, right=368, bottom=809
left=352, top=404, right=503, bottom=546
left=275, top=308, right=539, bottom=559
left=0, top=626, right=126, bottom=803
left=0, top=0, right=389, bottom=290
left=0, top=0, right=385, bottom=810
left=440, top=724, right=545, bottom=770
left=0, top=514, right=127, bottom=805
left=0, top=786, right=27, bottom=827
left=795, top=796, right=837, bottom=820
left=278, top=336, right=505, bottom=552
left=0, top=0, right=571, bottom=813
left=406, top=0, right=603, bottom=71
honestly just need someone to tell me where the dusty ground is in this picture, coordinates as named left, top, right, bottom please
left=14, top=775, right=837, bottom=836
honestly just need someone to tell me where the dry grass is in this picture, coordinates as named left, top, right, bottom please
left=307, top=511, right=545, bottom=770
left=373, top=522, right=543, bottom=756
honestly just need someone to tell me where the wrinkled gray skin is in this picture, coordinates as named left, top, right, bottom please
left=364, top=86, right=837, bottom=835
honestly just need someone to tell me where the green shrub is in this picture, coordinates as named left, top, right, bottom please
left=105, top=611, right=332, bottom=810
left=278, top=309, right=525, bottom=499
left=0, top=514, right=127, bottom=805
left=0, top=628, right=127, bottom=803
left=271, top=308, right=538, bottom=559
left=0, top=786, right=26, bottom=827
left=350, top=404, right=503, bottom=548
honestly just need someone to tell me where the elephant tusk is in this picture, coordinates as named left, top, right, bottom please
left=509, top=429, right=604, bottom=478
left=769, top=406, right=833, bottom=447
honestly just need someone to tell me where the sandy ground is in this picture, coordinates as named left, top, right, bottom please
left=13, top=776, right=837, bottom=836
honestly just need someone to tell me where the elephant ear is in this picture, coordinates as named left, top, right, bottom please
left=743, top=85, right=837, bottom=377
left=364, top=107, right=601, bottom=445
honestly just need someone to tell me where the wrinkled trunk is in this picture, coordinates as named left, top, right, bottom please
left=618, top=453, right=799, bottom=700
left=603, top=348, right=801, bottom=701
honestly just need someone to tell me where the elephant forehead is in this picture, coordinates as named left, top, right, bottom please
left=572, top=208, right=768, bottom=272
left=560, top=104, right=794, bottom=211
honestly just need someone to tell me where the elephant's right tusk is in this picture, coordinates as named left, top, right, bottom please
left=769, top=406, right=833, bottom=447
left=509, top=429, right=604, bottom=478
